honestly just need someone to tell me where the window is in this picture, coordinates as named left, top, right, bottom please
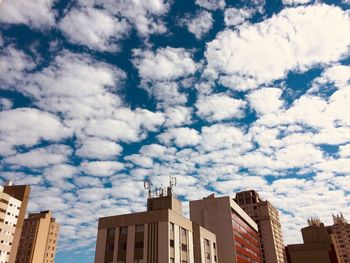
left=136, top=225, right=144, bottom=233
left=170, top=240, right=174, bottom=247
left=120, top=227, right=128, bottom=235
left=107, top=228, right=115, bottom=236
left=181, top=228, right=186, bottom=237
left=181, top=244, right=187, bottom=252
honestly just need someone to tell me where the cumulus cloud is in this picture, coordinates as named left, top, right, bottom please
left=158, top=127, right=201, bottom=147
left=60, top=7, right=130, bottom=51
left=4, top=144, right=72, bottom=168
left=185, top=11, right=213, bottom=39
left=81, top=161, right=124, bottom=177
left=224, top=8, right=254, bottom=27
left=205, top=4, right=350, bottom=90
left=80, top=0, right=171, bottom=37
left=76, top=137, right=123, bottom=160
left=0, top=0, right=56, bottom=29
left=195, top=0, right=225, bottom=10
left=283, top=0, right=312, bottom=5
left=164, top=106, right=192, bottom=127
left=133, top=47, right=199, bottom=107
left=0, top=98, right=13, bottom=110
left=195, top=93, right=246, bottom=121
left=133, top=47, right=198, bottom=82
left=0, top=46, right=35, bottom=86
left=247, top=88, right=284, bottom=115
left=0, top=108, right=71, bottom=155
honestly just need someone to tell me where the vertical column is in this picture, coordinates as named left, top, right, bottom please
left=143, top=224, right=148, bottom=263
left=188, top=231, right=194, bottom=263
left=174, top=225, right=180, bottom=263
left=94, top=229, right=107, bottom=263
left=200, top=238, right=205, bottom=263
left=126, top=225, right=135, bottom=263
left=113, top=227, right=119, bottom=263
left=210, top=242, right=215, bottom=263
left=158, top=222, right=169, bottom=263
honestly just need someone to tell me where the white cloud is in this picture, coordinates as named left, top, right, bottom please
left=205, top=4, right=350, bottom=90
left=0, top=0, right=56, bottom=29
left=81, top=161, right=124, bottom=177
left=224, top=8, right=254, bottom=27
left=164, top=106, right=192, bottom=127
left=185, top=11, right=213, bottom=39
left=340, top=144, right=350, bottom=158
left=60, top=7, right=130, bottom=51
left=19, top=51, right=125, bottom=119
left=195, top=0, right=225, bottom=10
left=0, top=47, right=35, bottom=86
left=4, top=144, right=71, bottom=168
left=133, top=47, right=198, bottom=82
left=195, top=93, right=246, bottom=121
left=310, top=64, right=350, bottom=91
left=76, top=137, right=123, bottom=160
left=0, top=108, right=71, bottom=151
left=283, top=0, right=312, bottom=5
left=158, top=127, right=201, bottom=147
left=0, top=98, right=13, bottom=110
left=81, top=0, right=171, bottom=37
left=247, top=88, right=284, bottom=115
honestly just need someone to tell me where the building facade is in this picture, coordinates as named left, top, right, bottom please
left=95, top=193, right=217, bottom=263
left=0, top=185, right=22, bottom=263
left=16, top=210, right=60, bottom=263
left=286, top=218, right=340, bottom=263
left=0, top=181, right=31, bottom=263
left=190, top=194, right=261, bottom=263
left=326, top=214, right=350, bottom=263
left=234, top=190, right=286, bottom=263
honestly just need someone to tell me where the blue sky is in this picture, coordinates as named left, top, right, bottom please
left=1, top=0, right=350, bottom=262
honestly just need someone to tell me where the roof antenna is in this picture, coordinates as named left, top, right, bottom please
left=167, top=175, right=177, bottom=196
left=144, top=177, right=153, bottom=198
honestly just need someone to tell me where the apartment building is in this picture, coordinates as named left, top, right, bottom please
left=190, top=194, right=261, bottom=263
left=235, top=190, right=286, bottom=263
left=0, top=185, right=21, bottom=263
left=95, top=189, right=217, bottom=263
left=326, top=214, right=350, bottom=263
left=16, top=210, right=60, bottom=263
left=0, top=181, right=31, bottom=263
left=286, top=218, right=340, bottom=263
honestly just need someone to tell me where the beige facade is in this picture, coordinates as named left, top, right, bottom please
left=326, top=214, right=350, bottom=263
left=0, top=186, right=22, bottom=263
left=95, top=194, right=217, bottom=263
left=286, top=219, right=340, bottom=263
left=16, top=210, right=60, bottom=263
left=235, top=190, right=286, bottom=263
left=0, top=181, right=31, bottom=263
left=190, top=194, right=261, bottom=263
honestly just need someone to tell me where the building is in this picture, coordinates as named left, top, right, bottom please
left=0, top=181, right=31, bottom=263
left=234, top=190, right=286, bottom=263
left=285, top=218, right=340, bottom=263
left=95, top=184, right=218, bottom=263
left=326, top=214, right=350, bottom=263
left=190, top=194, right=261, bottom=263
left=16, top=210, right=60, bottom=263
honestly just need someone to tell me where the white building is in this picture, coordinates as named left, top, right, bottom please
left=0, top=183, right=22, bottom=263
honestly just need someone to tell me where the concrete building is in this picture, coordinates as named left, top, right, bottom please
left=190, top=194, right=261, bottom=263
left=0, top=181, right=31, bottom=263
left=326, top=214, right=350, bottom=263
left=285, top=218, right=340, bottom=263
left=95, top=187, right=217, bottom=263
left=234, top=190, right=286, bottom=263
left=16, top=210, right=60, bottom=263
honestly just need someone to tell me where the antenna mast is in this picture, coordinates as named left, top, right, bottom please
left=144, top=178, right=153, bottom=198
